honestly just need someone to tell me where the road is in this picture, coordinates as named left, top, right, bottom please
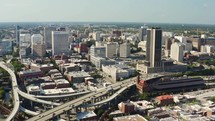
left=26, top=77, right=137, bottom=121
left=27, top=75, right=160, bottom=121
left=0, top=62, right=20, bottom=121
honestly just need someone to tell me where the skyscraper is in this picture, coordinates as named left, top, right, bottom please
left=146, top=28, right=162, bottom=67
left=44, top=27, right=56, bottom=49
left=52, top=31, right=69, bottom=55
left=16, top=25, right=20, bottom=46
left=139, top=25, right=148, bottom=41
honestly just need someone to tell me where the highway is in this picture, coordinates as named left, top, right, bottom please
left=20, top=106, right=39, bottom=116
left=17, top=89, right=61, bottom=106
left=27, top=76, right=160, bottom=121
left=81, top=82, right=135, bottom=107
left=32, top=90, right=90, bottom=99
left=0, top=62, right=20, bottom=121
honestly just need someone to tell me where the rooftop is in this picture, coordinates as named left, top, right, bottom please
left=77, top=111, right=97, bottom=120
left=66, top=71, right=90, bottom=78
left=113, top=114, right=147, bottom=121
left=41, top=88, right=75, bottom=95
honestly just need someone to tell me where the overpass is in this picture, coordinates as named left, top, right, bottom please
left=27, top=76, right=161, bottom=121
left=17, top=89, right=61, bottom=106
left=20, top=106, right=39, bottom=116
left=0, top=62, right=20, bottom=121
left=81, top=82, right=135, bottom=107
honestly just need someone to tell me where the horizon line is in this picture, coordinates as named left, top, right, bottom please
left=0, top=21, right=214, bottom=26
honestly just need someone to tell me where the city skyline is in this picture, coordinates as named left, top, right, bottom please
left=0, top=0, right=215, bottom=24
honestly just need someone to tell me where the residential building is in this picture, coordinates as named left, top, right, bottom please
left=52, top=31, right=69, bottom=55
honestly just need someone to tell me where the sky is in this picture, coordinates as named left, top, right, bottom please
left=0, top=0, right=215, bottom=24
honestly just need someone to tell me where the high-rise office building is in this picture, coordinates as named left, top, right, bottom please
left=89, top=45, right=106, bottom=58
left=31, top=34, right=45, bottom=57
left=170, top=42, right=185, bottom=62
left=139, top=25, right=148, bottom=41
left=92, top=32, right=101, bottom=41
left=31, top=34, right=43, bottom=45
left=32, top=44, right=46, bottom=57
left=20, top=34, right=31, bottom=44
left=120, top=43, right=130, bottom=58
left=0, top=39, right=13, bottom=55
left=16, top=25, right=20, bottom=47
left=105, top=42, right=118, bottom=58
left=52, top=31, right=69, bottom=55
left=146, top=28, right=162, bottom=67
left=44, top=27, right=56, bottom=49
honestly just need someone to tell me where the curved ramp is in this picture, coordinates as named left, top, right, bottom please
left=0, top=62, right=20, bottom=121
left=18, top=89, right=61, bottom=106
left=20, top=106, right=39, bottom=116
left=81, top=83, right=134, bottom=107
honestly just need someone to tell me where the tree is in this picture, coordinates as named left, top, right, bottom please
left=97, top=109, right=104, bottom=117
left=140, top=92, right=149, bottom=100
left=12, top=48, right=19, bottom=57
left=0, top=87, right=5, bottom=99
left=86, top=40, right=95, bottom=48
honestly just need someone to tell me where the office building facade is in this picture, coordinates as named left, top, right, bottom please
left=52, top=31, right=69, bottom=55
left=44, top=27, right=56, bottom=49
left=120, top=43, right=130, bottom=58
left=146, top=28, right=162, bottom=67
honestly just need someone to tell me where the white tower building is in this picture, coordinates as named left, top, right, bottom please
left=170, top=42, right=185, bottom=62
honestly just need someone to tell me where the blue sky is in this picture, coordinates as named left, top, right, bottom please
left=0, top=0, right=215, bottom=24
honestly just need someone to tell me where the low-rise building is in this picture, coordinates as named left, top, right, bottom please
left=19, top=70, right=44, bottom=80
left=118, top=102, right=135, bottom=114
left=54, top=79, right=70, bottom=88
left=90, top=56, right=115, bottom=69
left=27, top=86, right=40, bottom=95
left=155, top=95, right=174, bottom=106
left=102, top=64, right=136, bottom=82
left=65, top=71, right=91, bottom=83
left=40, top=82, right=56, bottom=89
left=113, top=114, right=147, bottom=121
left=77, top=111, right=97, bottom=121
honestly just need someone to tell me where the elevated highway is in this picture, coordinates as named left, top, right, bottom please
left=0, top=62, right=20, bottom=121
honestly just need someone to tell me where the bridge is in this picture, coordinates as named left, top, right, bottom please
left=0, top=62, right=20, bottom=121
left=1, top=61, right=162, bottom=121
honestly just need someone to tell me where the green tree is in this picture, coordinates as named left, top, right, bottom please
left=97, top=109, right=104, bottom=117
left=0, top=87, right=5, bottom=99
left=140, top=92, right=149, bottom=100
